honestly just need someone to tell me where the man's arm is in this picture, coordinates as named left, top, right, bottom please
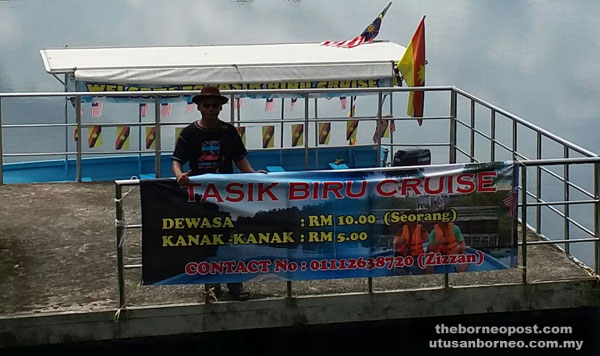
left=235, top=157, right=266, bottom=173
left=172, top=160, right=189, bottom=186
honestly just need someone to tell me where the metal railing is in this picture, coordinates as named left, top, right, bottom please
left=2, top=86, right=599, bottom=308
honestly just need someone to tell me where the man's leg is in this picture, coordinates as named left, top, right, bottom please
left=227, top=282, right=250, bottom=301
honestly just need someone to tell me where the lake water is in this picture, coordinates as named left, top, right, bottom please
left=1, top=0, right=599, bottom=265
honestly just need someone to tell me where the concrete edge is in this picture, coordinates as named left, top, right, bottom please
left=1, top=279, right=599, bottom=348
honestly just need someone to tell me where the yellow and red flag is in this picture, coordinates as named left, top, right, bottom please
left=318, top=122, right=331, bottom=145
left=397, top=16, right=425, bottom=124
left=346, top=120, right=358, bottom=145
left=237, top=126, right=246, bottom=146
left=145, top=127, right=156, bottom=149
left=115, top=126, right=130, bottom=150
left=88, top=125, right=102, bottom=148
left=291, top=124, right=304, bottom=147
left=262, top=126, right=274, bottom=148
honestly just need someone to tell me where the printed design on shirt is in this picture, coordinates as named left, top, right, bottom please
left=197, top=140, right=222, bottom=171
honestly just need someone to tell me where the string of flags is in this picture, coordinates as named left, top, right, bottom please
left=77, top=119, right=395, bottom=149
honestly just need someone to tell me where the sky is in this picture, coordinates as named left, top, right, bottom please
left=1, top=0, right=598, bottom=151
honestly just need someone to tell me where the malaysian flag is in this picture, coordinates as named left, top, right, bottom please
left=234, top=98, right=244, bottom=110
left=321, top=2, right=391, bottom=49
left=91, top=99, right=103, bottom=118
left=160, top=103, right=171, bottom=117
left=340, top=97, right=347, bottom=110
left=503, top=191, right=518, bottom=217
left=139, top=103, right=148, bottom=118
left=186, top=99, right=195, bottom=113
left=290, top=98, right=298, bottom=112
left=265, top=98, right=275, bottom=112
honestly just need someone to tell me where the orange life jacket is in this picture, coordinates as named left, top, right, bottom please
left=394, top=224, right=424, bottom=257
left=432, top=223, right=459, bottom=255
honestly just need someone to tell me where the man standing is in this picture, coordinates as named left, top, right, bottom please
left=172, top=86, right=262, bottom=300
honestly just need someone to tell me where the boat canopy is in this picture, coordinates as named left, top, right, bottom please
left=40, top=41, right=406, bottom=96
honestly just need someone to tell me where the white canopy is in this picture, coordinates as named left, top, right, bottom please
left=40, top=41, right=405, bottom=85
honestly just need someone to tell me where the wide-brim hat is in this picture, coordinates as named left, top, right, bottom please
left=191, top=86, right=229, bottom=105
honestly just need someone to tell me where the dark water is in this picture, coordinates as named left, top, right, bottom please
left=6, top=307, right=600, bottom=356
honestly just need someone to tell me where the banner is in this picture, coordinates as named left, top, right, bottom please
left=140, top=161, right=518, bottom=285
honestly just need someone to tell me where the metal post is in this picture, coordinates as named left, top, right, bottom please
left=521, top=165, right=528, bottom=284
left=76, top=96, right=82, bottom=182
left=512, top=121, right=518, bottom=161
left=314, top=98, right=319, bottom=168
left=470, top=99, right=475, bottom=162
left=449, top=90, right=457, bottom=164
left=154, top=96, right=161, bottom=178
left=368, top=277, right=373, bottom=293
left=64, top=74, right=69, bottom=177
left=115, top=183, right=126, bottom=308
left=137, top=103, right=142, bottom=176
left=564, top=146, right=570, bottom=253
left=388, top=92, right=394, bottom=163
left=594, top=162, right=600, bottom=275
left=376, top=91, right=383, bottom=166
left=280, top=98, right=285, bottom=149
left=304, top=94, right=309, bottom=169
left=0, top=96, right=3, bottom=185
left=286, top=281, right=293, bottom=298
left=490, top=110, right=496, bottom=162
left=536, top=133, right=542, bottom=233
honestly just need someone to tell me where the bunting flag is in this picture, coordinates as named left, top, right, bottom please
left=115, top=126, right=130, bottom=150
left=346, top=120, right=359, bottom=145
left=140, top=103, right=148, bottom=118
left=372, top=117, right=396, bottom=142
left=503, top=191, right=518, bottom=217
left=290, top=98, right=298, bottom=112
left=175, top=127, right=184, bottom=144
left=234, top=98, right=244, bottom=110
left=262, top=126, right=275, bottom=148
left=265, top=98, right=275, bottom=112
left=321, top=2, right=391, bottom=48
left=91, top=99, right=103, bottom=118
left=318, top=122, right=331, bottom=145
left=160, top=103, right=171, bottom=117
left=291, top=124, right=304, bottom=147
left=145, top=127, right=156, bottom=149
left=237, top=126, right=246, bottom=146
left=397, top=16, right=426, bottom=124
left=347, top=96, right=357, bottom=117
left=88, top=125, right=102, bottom=148
left=186, top=99, right=195, bottom=113
left=340, top=97, right=347, bottom=110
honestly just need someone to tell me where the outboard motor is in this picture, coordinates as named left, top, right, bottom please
left=392, top=148, right=431, bottom=166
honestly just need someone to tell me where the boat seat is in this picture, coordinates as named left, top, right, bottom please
left=266, top=165, right=286, bottom=172
left=328, top=162, right=349, bottom=169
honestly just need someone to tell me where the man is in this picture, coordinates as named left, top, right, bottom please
left=172, top=86, right=263, bottom=301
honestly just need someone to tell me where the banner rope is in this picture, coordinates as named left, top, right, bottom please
left=113, top=308, right=122, bottom=322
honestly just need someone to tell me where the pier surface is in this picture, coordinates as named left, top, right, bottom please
left=1, top=182, right=598, bottom=347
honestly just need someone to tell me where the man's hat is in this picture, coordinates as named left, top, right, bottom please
left=191, top=86, right=229, bottom=105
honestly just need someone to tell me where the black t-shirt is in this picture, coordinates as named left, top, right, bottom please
left=172, top=120, right=247, bottom=175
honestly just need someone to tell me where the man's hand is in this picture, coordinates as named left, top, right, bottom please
left=176, top=172, right=190, bottom=186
